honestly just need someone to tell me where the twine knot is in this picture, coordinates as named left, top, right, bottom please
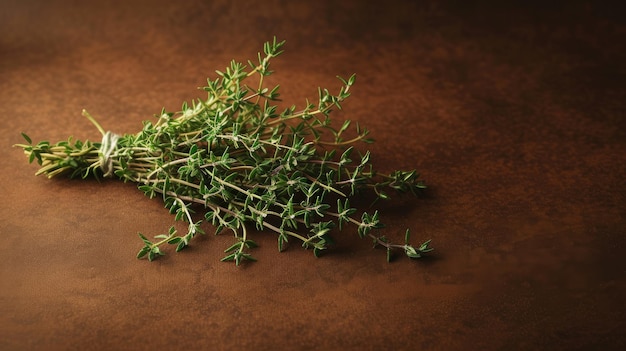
left=99, top=131, right=120, bottom=177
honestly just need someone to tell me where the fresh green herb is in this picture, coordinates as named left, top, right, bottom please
left=15, top=38, right=433, bottom=265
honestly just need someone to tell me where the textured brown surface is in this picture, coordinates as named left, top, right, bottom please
left=1, top=1, right=625, bottom=350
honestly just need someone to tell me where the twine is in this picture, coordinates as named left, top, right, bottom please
left=99, top=131, right=120, bottom=177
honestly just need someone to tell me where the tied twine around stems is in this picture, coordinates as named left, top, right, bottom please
left=99, top=131, right=120, bottom=177
left=82, top=110, right=120, bottom=178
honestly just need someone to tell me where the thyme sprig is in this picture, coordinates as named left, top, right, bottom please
left=15, top=38, right=432, bottom=265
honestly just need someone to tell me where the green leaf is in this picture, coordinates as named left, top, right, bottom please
left=174, top=210, right=184, bottom=221
left=136, top=246, right=150, bottom=259
left=241, top=253, right=257, bottom=262
left=404, top=245, right=421, bottom=259
left=20, top=132, right=32, bottom=144
left=278, top=233, right=288, bottom=252
left=338, top=119, right=351, bottom=134
left=138, top=233, right=152, bottom=246
left=313, top=247, right=324, bottom=258
left=167, top=237, right=182, bottom=244
left=377, top=190, right=389, bottom=200
left=221, top=253, right=236, bottom=262
left=340, top=146, right=354, bottom=164
left=360, top=151, right=370, bottom=166
left=244, top=240, right=259, bottom=248
left=418, top=239, right=434, bottom=253
left=176, top=241, right=187, bottom=252
left=224, top=241, right=242, bottom=253
left=348, top=73, right=356, bottom=86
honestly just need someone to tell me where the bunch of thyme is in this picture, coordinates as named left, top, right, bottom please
left=15, top=38, right=432, bottom=265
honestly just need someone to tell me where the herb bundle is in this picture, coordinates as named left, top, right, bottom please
left=15, top=38, right=432, bottom=265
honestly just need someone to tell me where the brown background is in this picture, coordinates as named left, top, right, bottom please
left=1, top=0, right=624, bottom=350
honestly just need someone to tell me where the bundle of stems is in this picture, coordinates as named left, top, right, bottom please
left=15, top=38, right=432, bottom=265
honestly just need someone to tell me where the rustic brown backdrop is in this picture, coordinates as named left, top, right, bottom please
left=1, top=0, right=624, bottom=350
